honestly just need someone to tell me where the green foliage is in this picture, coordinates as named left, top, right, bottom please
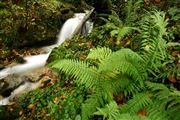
left=139, top=11, right=172, bottom=81
left=147, top=82, right=180, bottom=120
left=98, top=10, right=139, bottom=41
left=10, top=1, right=179, bottom=120
left=87, top=47, right=112, bottom=63
left=167, top=6, right=180, bottom=41
left=0, top=0, right=75, bottom=47
left=123, top=0, right=144, bottom=26
left=120, top=92, right=152, bottom=114
left=48, top=9, right=179, bottom=120
left=50, top=47, right=148, bottom=119
left=18, top=82, right=86, bottom=120
left=94, top=101, right=120, bottom=120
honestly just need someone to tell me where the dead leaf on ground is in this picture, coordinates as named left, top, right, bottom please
left=53, top=97, right=59, bottom=104
left=28, top=104, right=36, bottom=110
left=168, top=75, right=177, bottom=83
left=137, top=109, right=147, bottom=116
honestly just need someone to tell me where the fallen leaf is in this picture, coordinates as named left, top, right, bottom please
left=61, top=94, right=66, bottom=99
left=28, top=104, right=35, bottom=110
left=137, top=109, right=147, bottom=116
left=53, top=97, right=59, bottom=104
left=12, top=49, right=20, bottom=56
left=19, top=110, right=23, bottom=115
left=124, top=39, right=131, bottom=47
left=168, top=75, right=177, bottom=83
left=154, top=0, right=161, bottom=4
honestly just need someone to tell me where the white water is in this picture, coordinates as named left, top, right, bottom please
left=0, top=81, right=41, bottom=105
left=0, top=12, right=93, bottom=105
left=0, top=54, right=50, bottom=79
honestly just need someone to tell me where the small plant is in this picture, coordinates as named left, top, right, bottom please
left=18, top=81, right=86, bottom=120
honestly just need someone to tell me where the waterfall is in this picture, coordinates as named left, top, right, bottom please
left=0, top=12, right=93, bottom=105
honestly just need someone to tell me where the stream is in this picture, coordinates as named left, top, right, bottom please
left=0, top=12, right=93, bottom=105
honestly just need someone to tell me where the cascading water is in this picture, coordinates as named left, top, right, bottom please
left=0, top=12, right=93, bottom=105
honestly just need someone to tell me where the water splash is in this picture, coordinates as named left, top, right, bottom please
left=0, top=54, right=49, bottom=79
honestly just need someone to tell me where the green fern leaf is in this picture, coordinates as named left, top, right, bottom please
left=94, top=101, right=120, bottom=120
left=87, top=47, right=112, bottom=63
left=82, top=93, right=100, bottom=120
left=99, top=48, right=146, bottom=86
left=120, top=92, right=152, bottom=114
left=51, top=59, right=99, bottom=88
left=147, top=101, right=169, bottom=120
left=117, top=113, right=151, bottom=120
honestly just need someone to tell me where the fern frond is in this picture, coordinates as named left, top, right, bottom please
left=124, top=0, right=144, bottom=25
left=99, top=48, right=146, bottom=86
left=140, top=11, right=169, bottom=76
left=120, top=92, right=152, bottom=114
left=147, top=101, right=169, bottom=120
left=124, top=81, right=144, bottom=96
left=167, top=91, right=180, bottom=120
left=110, top=74, right=130, bottom=95
left=51, top=59, right=99, bottom=88
left=82, top=93, right=100, bottom=120
left=94, top=101, right=120, bottom=120
left=117, top=113, right=151, bottom=120
left=146, top=82, right=170, bottom=100
left=147, top=82, right=180, bottom=120
left=111, top=26, right=138, bottom=40
left=82, top=87, right=114, bottom=120
left=108, top=10, right=123, bottom=26
left=151, top=11, right=168, bottom=37
left=87, top=47, right=112, bottom=63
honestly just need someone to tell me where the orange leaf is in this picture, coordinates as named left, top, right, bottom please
left=61, top=94, right=66, bottom=99
left=137, top=109, right=147, bottom=116
left=154, top=0, right=161, bottom=4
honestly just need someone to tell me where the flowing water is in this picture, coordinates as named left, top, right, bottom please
left=0, top=12, right=93, bottom=105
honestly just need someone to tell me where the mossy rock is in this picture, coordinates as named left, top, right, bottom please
left=0, top=0, right=91, bottom=47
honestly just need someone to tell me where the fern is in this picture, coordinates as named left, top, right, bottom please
left=147, top=101, right=169, bottom=120
left=120, top=92, right=152, bottom=114
left=94, top=101, right=120, bottom=120
left=51, top=59, right=99, bottom=88
left=94, top=101, right=152, bottom=120
left=119, top=81, right=180, bottom=120
left=117, top=113, right=151, bottom=120
left=81, top=93, right=101, bottom=120
left=50, top=47, right=149, bottom=119
left=146, top=82, right=180, bottom=120
left=87, top=47, right=112, bottom=63
left=99, top=48, right=146, bottom=87
left=99, top=10, right=139, bottom=41
left=123, top=0, right=144, bottom=26
left=140, top=11, right=169, bottom=77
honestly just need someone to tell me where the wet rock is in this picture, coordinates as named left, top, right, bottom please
left=0, top=74, right=30, bottom=97
left=0, top=67, right=57, bottom=99
left=0, top=64, right=5, bottom=70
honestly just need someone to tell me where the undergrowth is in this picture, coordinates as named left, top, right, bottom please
left=14, top=1, right=180, bottom=120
